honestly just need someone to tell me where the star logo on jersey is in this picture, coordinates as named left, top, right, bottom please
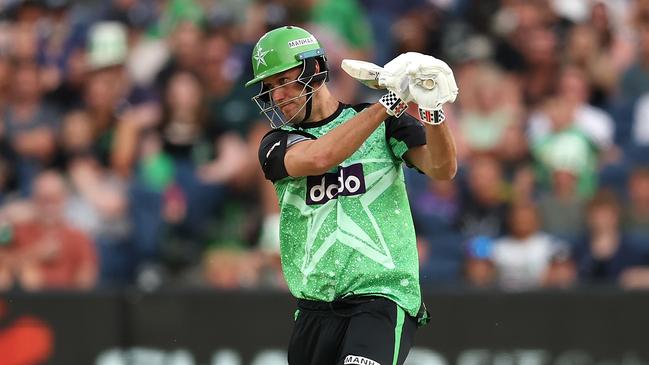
left=253, top=47, right=272, bottom=68
left=282, top=159, right=399, bottom=283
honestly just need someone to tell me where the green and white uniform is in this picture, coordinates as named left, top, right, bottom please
left=259, top=103, right=426, bottom=317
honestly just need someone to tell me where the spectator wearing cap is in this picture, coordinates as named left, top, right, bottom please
left=82, top=21, right=160, bottom=175
left=532, top=96, right=599, bottom=198
left=536, top=156, right=587, bottom=244
left=464, top=235, right=497, bottom=289
left=74, top=21, right=163, bottom=283
left=528, top=66, right=618, bottom=164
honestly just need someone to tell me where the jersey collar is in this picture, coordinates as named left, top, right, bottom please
left=295, top=102, right=344, bottom=129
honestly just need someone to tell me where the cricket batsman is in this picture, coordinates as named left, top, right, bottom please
left=246, top=25, right=458, bottom=365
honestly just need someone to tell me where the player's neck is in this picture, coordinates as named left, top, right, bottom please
left=302, top=85, right=339, bottom=123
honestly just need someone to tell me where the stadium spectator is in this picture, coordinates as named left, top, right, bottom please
left=203, top=248, right=285, bottom=290
left=411, top=178, right=463, bottom=285
left=0, top=159, right=10, bottom=205
left=631, top=92, right=649, bottom=151
left=537, top=165, right=587, bottom=244
left=193, top=26, right=282, bottom=254
left=564, top=0, right=636, bottom=108
left=529, top=66, right=616, bottom=160
left=157, top=70, right=231, bottom=235
left=66, top=155, right=131, bottom=286
left=490, top=201, right=572, bottom=290
left=37, top=0, right=86, bottom=97
left=619, top=10, right=649, bottom=102
left=532, top=96, right=599, bottom=198
left=457, top=63, right=522, bottom=156
left=455, top=155, right=508, bottom=240
left=43, top=42, right=87, bottom=111
left=203, top=248, right=254, bottom=289
left=505, top=2, right=562, bottom=107
left=573, top=190, right=648, bottom=285
left=202, top=27, right=259, bottom=138
left=154, top=18, right=205, bottom=91
left=0, top=47, right=11, bottom=111
left=409, top=177, right=460, bottom=240
left=2, top=59, right=60, bottom=196
left=622, top=167, right=649, bottom=244
left=82, top=21, right=160, bottom=174
left=0, top=170, right=97, bottom=290
left=155, top=69, right=246, bottom=248
left=497, top=123, right=535, bottom=203
left=586, top=1, right=636, bottom=80
left=55, top=110, right=95, bottom=167
left=464, top=236, right=496, bottom=289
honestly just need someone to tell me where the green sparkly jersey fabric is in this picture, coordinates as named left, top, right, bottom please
left=273, top=105, right=422, bottom=317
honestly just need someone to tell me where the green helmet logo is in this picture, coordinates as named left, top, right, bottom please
left=245, top=26, right=325, bottom=87
left=253, top=47, right=272, bottom=68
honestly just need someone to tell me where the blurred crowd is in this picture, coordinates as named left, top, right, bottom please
left=0, top=0, right=649, bottom=293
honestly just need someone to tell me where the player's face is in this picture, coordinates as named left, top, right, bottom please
left=263, top=67, right=308, bottom=122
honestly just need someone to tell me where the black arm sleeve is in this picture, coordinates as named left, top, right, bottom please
left=349, top=102, right=425, bottom=167
left=350, top=102, right=425, bottom=152
left=384, top=112, right=426, bottom=152
left=385, top=112, right=426, bottom=172
left=258, top=129, right=315, bottom=182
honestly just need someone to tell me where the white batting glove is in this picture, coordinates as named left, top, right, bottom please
left=378, top=54, right=413, bottom=100
left=346, top=52, right=457, bottom=120
left=405, top=53, right=458, bottom=124
left=377, top=54, right=414, bottom=117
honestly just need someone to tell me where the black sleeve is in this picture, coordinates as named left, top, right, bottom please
left=258, top=129, right=315, bottom=182
left=384, top=112, right=426, bottom=171
left=384, top=112, right=426, bottom=151
left=349, top=103, right=426, bottom=152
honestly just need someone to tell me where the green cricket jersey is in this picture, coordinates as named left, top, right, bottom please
left=258, top=103, right=426, bottom=317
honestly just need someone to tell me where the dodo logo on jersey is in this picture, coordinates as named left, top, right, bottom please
left=344, top=354, right=381, bottom=365
left=306, top=164, right=366, bottom=205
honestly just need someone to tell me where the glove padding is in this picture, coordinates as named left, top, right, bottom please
left=405, top=53, right=458, bottom=111
left=378, top=53, right=413, bottom=103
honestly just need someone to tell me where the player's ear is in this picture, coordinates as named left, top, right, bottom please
left=313, top=58, right=328, bottom=83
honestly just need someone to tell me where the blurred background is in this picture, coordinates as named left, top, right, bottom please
left=2, top=0, right=649, bottom=364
